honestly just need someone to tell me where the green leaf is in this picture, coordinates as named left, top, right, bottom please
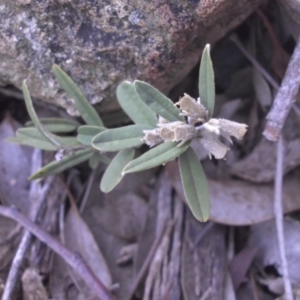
left=117, top=81, right=157, bottom=127
left=179, top=147, right=210, bottom=222
left=134, top=80, right=184, bottom=122
left=52, top=64, right=104, bottom=127
left=199, top=44, right=215, bottom=118
left=22, top=81, right=60, bottom=148
left=26, top=118, right=79, bottom=133
left=88, top=152, right=111, bottom=169
left=30, top=148, right=94, bottom=180
left=92, top=124, right=152, bottom=152
left=123, top=141, right=190, bottom=174
left=16, top=128, right=79, bottom=150
left=77, top=125, right=106, bottom=146
left=100, top=148, right=135, bottom=193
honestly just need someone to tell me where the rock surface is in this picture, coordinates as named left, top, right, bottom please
left=0, top=0, right=264, bottom=115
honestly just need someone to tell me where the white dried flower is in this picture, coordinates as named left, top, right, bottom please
left=175, top=93, right=208, bottom=123
left=197, top=123, right=230, bottom=159
left=142, top=93, right=248, bottom=159
left=208, top=118, right=248, bottom=143
left=158, top=121, right=196, bottom=145
left=143, top=128, right=163, bottom=147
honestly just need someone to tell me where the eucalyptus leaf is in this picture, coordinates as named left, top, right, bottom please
left=134, top=80, right=184, bottom=122
left=30, top=148, right=94, bottom=180
left=88, top=152, right=111, bottom=169
left=92, top=124, right=152, bottom=152
left=117, top=81, right=157, bottom=127
left=77, top=125, right=106, bottom=146
left=123, top=141, right=190, bottom=174
left=15, top=128, right=79, bottom=150
left=199, top=44, right=215, bottom=118
left=52, top=64, right=103, bottom=127
left=22, top=81, right=61, bottom=147
left=26, top=118, right=79, bottom=133
left=179, top=147, right=210, bottom=222
left=100, top=148, right=135, bottom=193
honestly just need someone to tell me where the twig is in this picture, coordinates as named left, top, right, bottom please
left=125, top=222, right=169, bottom=300
left=2, top=149, right=46, bottom=300
left=0, top=206, right=114, bottom=300
left=274, top=136, right=293, bottom=300
left=1, top=176, right=53, bottom=300
left=263, top=37, right=300, bottom=141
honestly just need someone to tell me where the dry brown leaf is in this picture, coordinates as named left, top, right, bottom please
left=166, top=161, right=300, bottom=225
left=64, top=202, right=112, bottom=298
left=90, top=192, right=147, bottom=241
left=229, top=246, right=258, bottom=290
left=248, top=218, right=300, bottom=284
left=230, top=137, right=300, bottom=183
left=181, top=210, right=226, bottom=300
left=81, top=168, right=154, bottom=300
left=0, top=113, right=32, bottom=214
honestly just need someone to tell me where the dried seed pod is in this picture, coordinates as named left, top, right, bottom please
left=175, top=93, right=208, bottom=122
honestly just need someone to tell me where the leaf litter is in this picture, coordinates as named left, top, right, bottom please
left=3, top=5, right=300, bottom=299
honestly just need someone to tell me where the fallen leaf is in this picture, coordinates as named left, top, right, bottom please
left=248, top=218, right=300, bottom=284
left=181, top=210, right=226, bottom=300
left=64, top=202, right=112, bottom=298
left=230, top=138, right=300, bottom=183
left=229, top=246, right=258, bottom=290
left=0, top=114, right=32, bottom=214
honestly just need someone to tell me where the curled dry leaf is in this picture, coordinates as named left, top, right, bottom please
left=166, top=161, right=300, bottom=225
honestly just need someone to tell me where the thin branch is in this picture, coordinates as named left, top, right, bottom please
left=0, top=206, right=115, bottom=300
left=2, top=177, right=54, bottom=300
left=263, top=37, right=300, bottom=141
left=274, top=136, right=293, bottom=300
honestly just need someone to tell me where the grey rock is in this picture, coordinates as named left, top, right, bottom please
left=0, top=0, right=264, bottom=115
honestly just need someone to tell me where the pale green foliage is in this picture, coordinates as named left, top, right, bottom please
left=7, top=44, right=247, bottom=222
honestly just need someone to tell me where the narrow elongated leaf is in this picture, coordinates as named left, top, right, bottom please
left=117, top=81, right=157, bottom=127
left=134, top=80, right=184, bottom=122
left=199, top=44, right=215, bottom=118
left=26, top=118, right=79, bottom=133
left=30, top=148, right=93, bottom=180
left=52, top=65, right=103, bottom=127
left=77, top=125, right=106, bottom=146
left=16, top=128, right=79, bottom=150
left=92, top=124, right=152, bottom=152
left=22, top=81, right=60, bottom=147
left=123, top=141, right=190, bottom=174
left=179, top=147, right=210, bottom=222
left=100, top=148, right=135, bottom=193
